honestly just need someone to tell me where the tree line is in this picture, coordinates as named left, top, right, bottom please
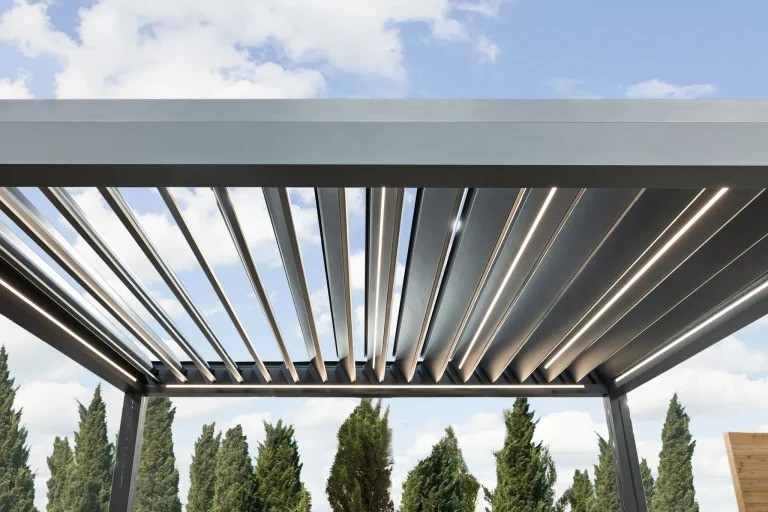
left=0, top=346, right=700, bottom=511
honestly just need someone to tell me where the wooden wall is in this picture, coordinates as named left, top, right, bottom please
left=725, top=432, right=768, bottom=512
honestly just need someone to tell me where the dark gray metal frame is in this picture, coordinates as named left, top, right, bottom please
left=2, top=100, right=768, bottom=511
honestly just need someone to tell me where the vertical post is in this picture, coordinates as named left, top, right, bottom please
left=110, top=391, right=147, bottom=512
left=603, top=393, right=648, bottom=512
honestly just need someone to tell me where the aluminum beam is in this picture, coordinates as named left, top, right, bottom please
left=0, top=187, right=186, bottom=382
left=3, top=101, right=768, bottom=188
left=263, top=187, right=327, bottom=381
left=365, top=187, right=404, bottom=382
left=604, top=394, right=648, bottom=512
left=393, top=188, right=464, bottom=382
left=159, top=188, right=270, bottom=382
left=42, top=187, right=214, bottom=382
left=109, top=391, right=147, bottom=512
left=100, top=187, right=243, bottom=383
left=212, top=187, right=298, bottom=382
left=315, top=188, right=355, bottom=381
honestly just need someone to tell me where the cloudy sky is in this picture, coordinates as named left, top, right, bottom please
left=1, top=0, right=768, bottom=511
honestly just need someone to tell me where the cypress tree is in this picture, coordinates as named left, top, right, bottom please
left=588, top=435, right=620, bottom=512
left=134, top=398, right=181, bottom=512
left=65, top=385, right=113, bottom=512
left=400, top=426, right=479, bottom=512
left=212, top=425, right=252, bottom=512
left=557, top=470, right=593, bottom=512
left=640, top=458, right=654, bottom=506
left=187, top=423, right=220, bottom=512
left=485, top=398, right=556, bottom=512
left=46, top=437, right=73, bottom=512
left=254, top=420, right=311, bottom=512
left=650, top=394, right=698, bottom=512
left=0, top=345, right=37, bottom=512
left=326, top=399, right=394, bottom=512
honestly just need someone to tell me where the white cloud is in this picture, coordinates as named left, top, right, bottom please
left=0, top=0, right=500, bottom=98
left=475, top=34, right=500, bottom=63
left=624, top=79, right=716, bottom=99
left=545, top=77, right=602, bottom=99
left=0, top=74, right=33, bottom=98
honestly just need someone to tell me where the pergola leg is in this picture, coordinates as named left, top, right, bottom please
left=604, top=393, right=648, bottom=512
left=110, top=391, right=147, bottom=512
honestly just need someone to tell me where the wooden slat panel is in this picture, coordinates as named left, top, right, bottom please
left=726, top=432, right=768, bottom=512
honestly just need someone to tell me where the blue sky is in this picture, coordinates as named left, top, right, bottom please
left=1, top=1, right=767, bottom=511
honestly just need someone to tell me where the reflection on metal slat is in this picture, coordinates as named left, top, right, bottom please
left=393, top=188, right=464, bottom=382
left=542, top=189, right=758, bottom=381
left=263, top=187, right=327, bottom=382
left=453, top=188, right=583, bottom=382
left=0, top=220, right=156, bottom=381
left=43, top=187, right=214, bottom=383
left=159, top=188, right=271, bottom=382
left=464, top=189, right=641, bottom=382
left=599, top=226, right=768, bottom=380
left=316, top=188, right=355, bottom=381
left=366, top=187, right=404, bottom=382
left=99, top=187, right=243, bottom=383
left=500, top=189, right=703, bottom=384
left=570, top=191, right=768, bottom=381
left=213, top=187, right=299, bottom=383
left=421, top=188, right=524, bottom=382
left=0, top=187, right=186, bottom=382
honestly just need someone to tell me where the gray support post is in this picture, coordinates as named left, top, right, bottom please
left=603, top=393, right=648, bottom=512
left=110, top=392, right=147, bottom=512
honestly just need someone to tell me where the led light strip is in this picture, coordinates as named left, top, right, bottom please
left=458, top=188, right=558, bottom=369
left=616, top=277, right=768, bottom=384
left=544, top=188, right=729, bottom=370
left=162, top=383, right=585, bottom=390
left=372, top=188, right=387, bottom=370
left=0, top=277, right=138, bottom=383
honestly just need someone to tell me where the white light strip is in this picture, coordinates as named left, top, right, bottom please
left=0, top=277, right=138, bottom=383
left=616, top=277, right=768, bottom=384
left=544, top=188, right=729, bottom=370
left=162, top=383, right=586, bottom=390
left=458, top=187, right=557, bottom=369
left=372, top=188, right=387, bottom=370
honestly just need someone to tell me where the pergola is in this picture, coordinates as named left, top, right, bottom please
left=1, top=100, right=767, bottom=511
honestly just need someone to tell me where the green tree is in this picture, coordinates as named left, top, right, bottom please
left=0, top=345, right=37, bottom=511
left=588, top=435, right=620, bottom=512
left=65, top=385, right=113, bottom=512
left=327, top=399, right=394, bottom=512
left=46, top=437, right=73, bottom=512
left=640, top=458, right=654, bottom=506
left=254, top=420, right=311, bottom=512
left=556, top=470, right=593, bottom=512
left=650, top=394, right=698, bottom=512
left=485, top=398, right=556, bottom=512
left=134, top=398, right=181, bottom=512
left=187, top=423, right=220, bottom=512
left=212, top=425, right=253, bottom=512
left=400, top=427, right=478, bottom=512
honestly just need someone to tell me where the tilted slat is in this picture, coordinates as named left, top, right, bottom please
left=0, top=187, right=186, bottom=381
left=366, top=187, right=404, bottom=382
left=421, top=188, right=524, bottom=382
left=452, top=188, right=582, bottom=382
left=99, top=187, right=243, bottom=383
left=43, top=187, right=215, bottom=382
left=393, top=188, right=464, bottom=382
left=497, top=189, right=704, bottom=383
left=213, top=187, right=298, bottom=382
left=263, top=187, right=327, bottom=382
left=542, top=188, right=760, bottom=381
left=569, top=190, right=768, bottom=381
left=315, top=188, right=355, bottom=381
left=159, top=188, right=271, bottom=382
